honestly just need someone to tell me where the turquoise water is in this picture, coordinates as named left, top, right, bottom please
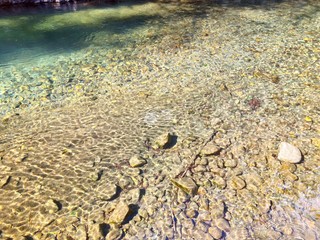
left=0, top=0, right=157, bottom=67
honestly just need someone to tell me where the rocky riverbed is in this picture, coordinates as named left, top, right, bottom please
left=0, top=0, right=319, bottom=239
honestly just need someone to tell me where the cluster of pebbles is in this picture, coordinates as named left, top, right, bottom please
left=0, top=0, right=320, bottom=239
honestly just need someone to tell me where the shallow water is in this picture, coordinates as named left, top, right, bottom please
left=0, top=0, right=319, bottom=239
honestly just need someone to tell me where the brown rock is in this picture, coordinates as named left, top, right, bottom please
left=108, top=201, right=130, bottom=225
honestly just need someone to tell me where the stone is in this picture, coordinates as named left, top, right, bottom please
left=108, top=201, right=130, bottom=225
left=75, top=225, right=87, bottom=239
left=98, top=184, right=118, bottom=201
left=279, top=162, right=297, bottom=173
left=278, top=142, right=302, bottom=163
left=125, top=188, right=141, bottom=205
left=186, top=209, right=198, bottom=218
left=209, top=226, right=223, bottom=239
left=224, top=159, right=238, bottom=168
left=200, top=142, right=221, bottom=156
left=230, top=176, right=246, bottom=190
left=152, top=132, right=174, bottom=149
left=88, top=223, right=104, bottom=239
left=129, top=155, right=147, bottom=168
left=171, top=177, right=198, bottom=196
left=215, top=218, right=231, bottom=232
left=45, top=199, right=60, bottom=214
left=106, top=228, right=123, bottom=240
left=0, top=175, right=11, bottom=188
left=212, top=176, right=226, bottom=189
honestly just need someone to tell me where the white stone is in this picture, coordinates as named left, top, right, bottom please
left=278, top=142, right=302, bottom=163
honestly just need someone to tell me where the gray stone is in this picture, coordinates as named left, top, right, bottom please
left=129, top=155, right=147, bottom=168
left=278, top=142, right=302, bottom=163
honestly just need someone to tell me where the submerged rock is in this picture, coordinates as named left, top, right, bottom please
left=129, top=155, right=147, bottom=168
left=278, top=142, right=302, bottom=163
left=200, top=142, right=221, bottom=156
left=152, top=132, right=174, bottom=149
left=108, top=201, right=130, bottom=225
left=171, top=177, right=198, bottom=196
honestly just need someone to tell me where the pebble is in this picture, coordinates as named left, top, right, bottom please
left=98, top=184, right=118, bottom=201
left=186, top=209, right=198, bottom=218
left=212, top=176, right=226, bottom=189
left=278, top=142, right=302, bottom=163
left=106, top=228, right=123, bottom=240
left=108, top=201, right=130, bottom=225
left=152, top=132, right=174, bottom=149
left=171, top=177, right=198, bottom=196
left=45, top=199, right=60, bottom=214
left=208, top=226, right=223, bottom=239
left=129, top=155, right=147, bottom=168
left=229, top=176, right=246, bottom=190
left=224, top=159, right=238, bottom=168
left=215, top=218, right=230, bottom=232
left=0, top=175, right=11, bottom=187
left=200, top=142, right=221, bottom=156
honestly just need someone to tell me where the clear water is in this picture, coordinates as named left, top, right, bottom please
left=0, top=0, right=161, bottom=67
left=0, top=0, right=319, bottom=239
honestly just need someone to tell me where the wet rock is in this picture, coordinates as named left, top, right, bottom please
left=209, top=226, right=223, bottom=239
left=279, top=162, right=297, bottom=173
left=88, top=222, right=104, bottom=239
left=45, top=199, right=60, bottom=214
left=108, top=201, right=130, bottom=225
left=224, top=159, right=238, bottom=168
left=280, top=171, right=298, bottom=181
left=186, top=209, right=198, bottom=218
left=0, top=175, right=11, bottom=188
left=125, top=188, right=141, bottom=205
left=75, top=224, right=87, bottom=239
left=118, top=176, right=133, bottom=189
left=171, top=177, right=198, bottom=196
left=211, top=200, right=225, bottom=219
left=124, top=168, right=141, bottom=177
left=106, top=228, right=123, bottom=240
left=152, top=132, right=174, bottom=149
left=129, top=155, right=147, bottom=168
left=98, top=184, right=118, bottom=201
left=215, top=218, right=230, bottom=232
left=200, top=142, right=221, bottom=156
left=199, top=198, right=210, bottom=211
left=229, top=176, right=246, bottom=190
left=212, top=176, right=226, bottom=189
left=278, top=142, right=302, bottom=163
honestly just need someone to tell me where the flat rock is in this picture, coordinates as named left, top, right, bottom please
left=152, top=132, right=174, bottom=149
left=200, top=142, right=221, bottom=156
left=106, top=228, right=123, bottom=240
left=278, top=142, right=302, bottom=163
left=230, top=176, right=246, bottom=190
left=98, top=183, right=118, bottom=201
left=171, top=177, right=198, bottom=196
left=129, top=155, right=147, bottom=168
left=108, top=201, right=130, bottom=225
